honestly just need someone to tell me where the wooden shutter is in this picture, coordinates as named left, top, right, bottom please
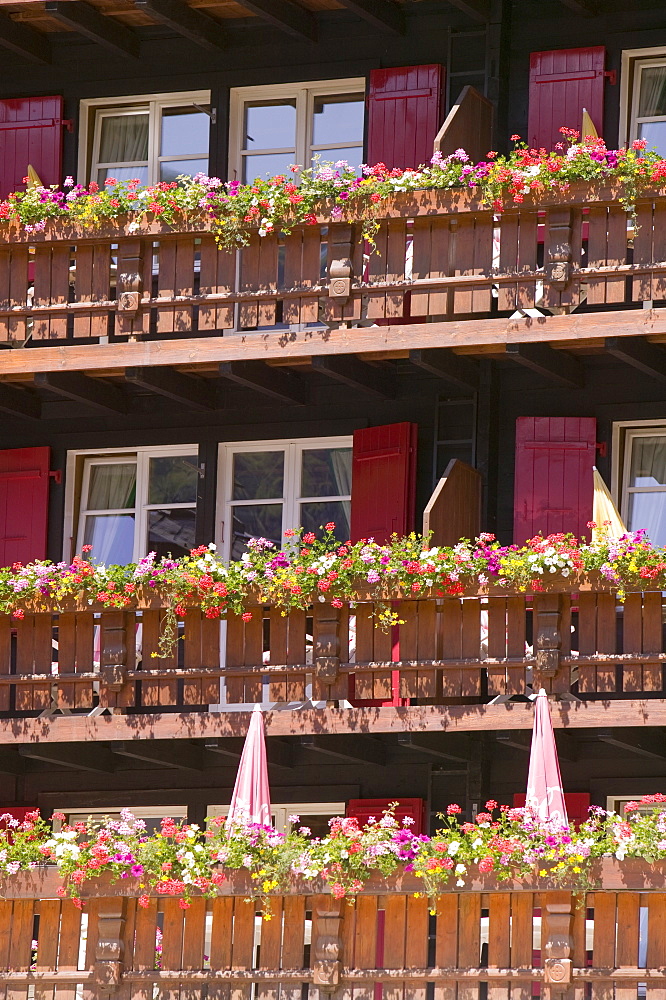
left=367, top=65, right=443, bottom=169
left=0, top=447, right=51, bottom=565
left=351, top=422, right=417, bottom=543
left=528, top=47, right=606, bottom=151
left=513, top=417, right=596, bottom=543
left=0, top=96, right=65, bottom=197
left=346, top=797, right=424, bottom=835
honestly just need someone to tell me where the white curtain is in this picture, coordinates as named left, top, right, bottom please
left=87, top=463, right=136, bottom=510
left=330, top=448, right=352, bottom=497
left=99, top=114, right=149, bottom=164
left=639, top=66, right=666, bottom=117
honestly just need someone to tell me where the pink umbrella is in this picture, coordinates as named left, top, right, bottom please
left=226, top=705, right=272, bottom=828
left=525, top=689, right=569, bottom=827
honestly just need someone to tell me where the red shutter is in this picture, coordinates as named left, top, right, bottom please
left=0, top=96, right=65, bottom=197
left=346, top=797, right=424, bottom=835
left=513, top=792, right=590, bottom=826
left=528, top=47, right=606, bottom=151
left=351, top=423, right=417, bottom=543
left=367, top=65, right=443, bottom=169
left=513, top=417, right=595, bottom=544
left=0, top=447, right=51, bottom=565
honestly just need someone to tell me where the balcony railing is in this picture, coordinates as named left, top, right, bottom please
left=4, top=866, right=666, bottom=995
left=3, top=577, right=666, bottom=716
left=0, top=182, right=663, bottom=346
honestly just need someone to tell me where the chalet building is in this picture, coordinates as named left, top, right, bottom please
left=0, top=0, right=665, bottom=892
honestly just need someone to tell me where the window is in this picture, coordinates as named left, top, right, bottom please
left=208, top=802, right=345, bottom=836
left=52, top=805, right=188, bottom=835
left=80, top=91, right=211, bottom=186
left=68, top=445, right=199, bottom=564
left=631, top=58, right=666, bottom=155
left=229, top=79, right=365, bottom=182
left=606, top=795, right=662, bottom=817
left=621, top=427, right=666, bottom=546
left=219, top=437, right=352, bottom=560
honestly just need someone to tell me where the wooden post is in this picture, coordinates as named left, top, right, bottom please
left=543, top=896, right=574, bottom=1000
left=100, top=611, right=129, bottom=710
left=328, top=224, right=355, bottom=301
left=312, top=897, right=344, bottom=997
left=93, top=897, right=128, bottom=995
left=534, top=594, right=566, bottom=693
left=313, top=602, right=342, bottom=683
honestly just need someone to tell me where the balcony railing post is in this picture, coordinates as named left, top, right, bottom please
left=116, top=239, right=145, bottom=337
left=534, top=594, right=567, bottom=693
left=93, top=896, right=128, bottom=995
left=312, top=896, right=343, bottom=995
left=100, top=610, right=130, bottom=711
left=327, top=223, right=355, bottom=301
left=543, top=895, right=574, bottom=1000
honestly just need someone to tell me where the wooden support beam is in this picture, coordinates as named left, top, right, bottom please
left=218, top=361, right=308, bottom=405
left=125, top=366, right=218, bottom=410
left=605, top=336, right=666, bottom=382
left=597, top=729, right=666, bottom=761
left=204, top=737, right=293, bottom=768
left=559, top=0, right=597, bottom=13
left=497, top=730, right=577, bottom=761
left=44, top=1, right=140, bottom=58
left=505, top=342, right=584, bottom=388
left=397, top=734, right=470, bottom=762
left=237, top=0, right=317, bottom=40
left=0, top=383, right=41, bottom=420
left=300, top=734, right=385, bottom=765
left=443, top=0, right=490, bottom=22
left=409, top=347, right=479, bottom=390
left=312, top=355, right=395, bottom=397
left=18, top=745, right=116, bottom=773
left=133, top=0, right=226, bottom=50
left=335, top=0, right=404, bottom=33
left=34, top=372, right=127, bottom=413
left=0, top=11, right=50, bottom=63
left=110, top=740, right=206, bottom=772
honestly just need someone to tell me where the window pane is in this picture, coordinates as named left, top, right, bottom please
left=161, top=107, right=210, bottom=157
left=301, top=448, right=352, bottom=497
left=312, top=95, right=364, bottom=144
left=83, top=514, right=135, bottom=565
left=98, top=165, right=148, bottom=185
left=629, top=437, right=666, bottom=486
left=242, top=152, right=296, bottom=182
left=160, top=157, right=209, bottom=183
left=148, top=456, right=198, bottom=504
left=638, top=66, right=666, bottom=117
left=233, top=452, right=284, bottom=500
left=230, top=503, right=283, bottom=559
left=98, top=113, right=149, bottom=164
left=148, top=508, right=196, bottom=559
left=244, top=101, right=296, bottom=150
left=290, top=813, right=337, bottom=838
left=626, top=492, right=666, bottom=547
left=311, top=147, right=363, bottom=174
left=87, top=463, right=136, bottom=510
left=299, top=500, right=350, bottom=540
left=637, top=121, right=666, bottom=156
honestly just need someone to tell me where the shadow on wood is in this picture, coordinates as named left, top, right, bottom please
left=422, top=458, right=482, bottom=545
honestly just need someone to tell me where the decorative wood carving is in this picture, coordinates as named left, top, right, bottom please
left=100, top=611, right=129, bottom=692
left=314, top=603, right=341, bottom=680
left=535, top=594, right=563, bottom=681
left=543, top=898, right=573, bottom=999
left=312, top=897, right=344, bottom=993
left=116, top=239, right=144, bottom=314
left=544, top=208, right=573, bottom=289
left=93, top=897, right=127, bottom=993
left=328, top=224, right=354, bottom=300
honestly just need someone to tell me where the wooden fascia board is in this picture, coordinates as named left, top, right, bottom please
left=1, top=308, right=666, bottom=378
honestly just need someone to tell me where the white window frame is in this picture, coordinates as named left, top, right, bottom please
left=217, top=436, right=353, bottom=560
left=612, top=419, right=666, bottom=529
left=620, top=48, right=666, bottom=148
left=228, top=78, right=365, bottom=181
left=207, top=801, right=346, bottom=834
left=78, top=89, right=211, bottom=186
left=606, top=795, right=664, bottom=817
left=65, top=443, right=199, bottom=563
left=52, top=804, right=188, bottom=833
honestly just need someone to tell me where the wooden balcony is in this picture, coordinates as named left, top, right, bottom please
left=4, top=866, right=666, bottom=996
left=3, top=578, right=666, bottom=725
left=2, top=183, right=666, bottom=378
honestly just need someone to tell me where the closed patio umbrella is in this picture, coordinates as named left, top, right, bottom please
left=592, top=467, right=627, bottom=542
left=525, top=689, right=568, bottom=827
left=226, top=705, right=272, bottom=828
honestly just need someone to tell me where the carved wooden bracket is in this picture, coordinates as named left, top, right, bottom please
left=314, top=603, right=341, bottom=681
left=100, top=611, right=129, bottom=693
left=535, top=595, right=563, bottom=680
left=312, top=898, right=343, bottom=994
left=93, top=898, right=127, bottom=994
left=544, top=209, right=573, bottom=289
left=328, top=224, right=354, bottom=300
left=543, top=898, right=573, bottom=998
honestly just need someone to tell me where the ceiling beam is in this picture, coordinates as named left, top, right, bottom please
left=598, top=730, right=666, bottom=761
left=443, top=0, right=490, bottom=22
left=559, top=0, right=597, bottom=14
left=110, top=741, right=206, bottom=772
left=605, top=337, right=666, bottom=383
left=497, top=730, right=577, bottom=761
left=44, top=1, right=140, bottom=58
left=505, top=342, right=584, bottom=389
left=397, top=734, right=470, bottom=762
left=125, top=366, right=218, bottom=410
left=218, top=361, right=308, bottom=405
left=300, top=734, right=385, bottom=766
left=312, top=355, right=395, bottom=398
left=18, top=745, right=116, bottom=773
left=335, top=0, right=404, bottom=33
left=236, top=0, right=317, bottom=41
left=409, top=347, right=479, bottom=391
left=133, top=0, right=226, bottom=51
left=0, top=383, right=41, bottom=420
left=34, top=372, right=127, bottom=413
left=204, top=737, right=293, bottom=769
left=0, top=11, right=51, bottom=63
